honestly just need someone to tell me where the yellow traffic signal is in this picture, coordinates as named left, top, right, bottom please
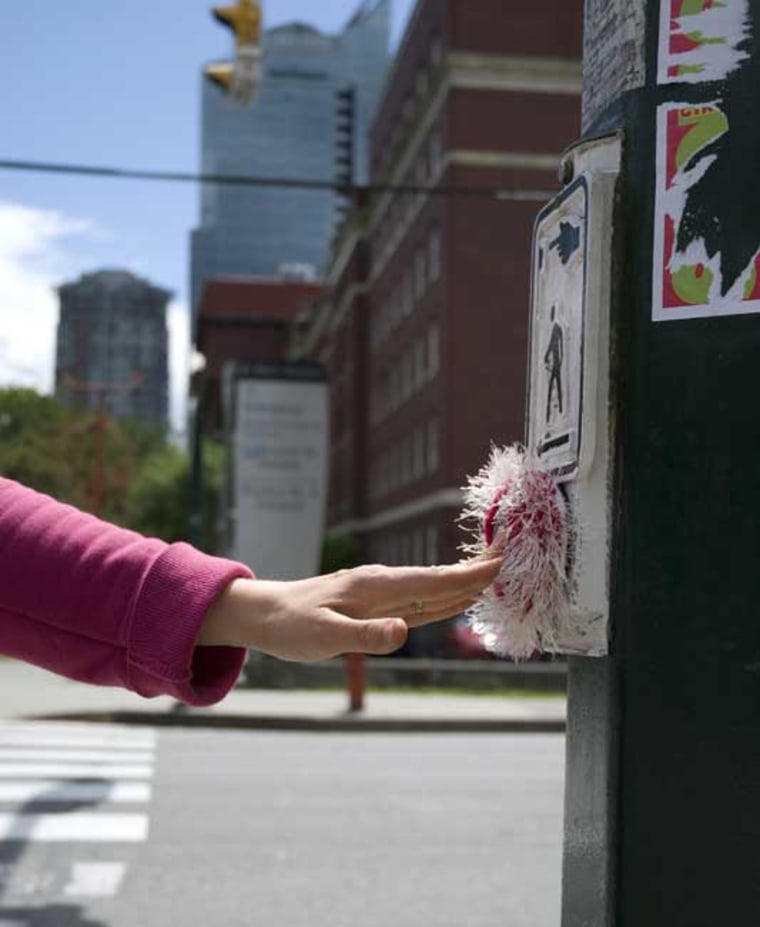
left=207, top=0, right=262, bottom=103
left=204, top=62, right=235, bottom=93
left=213, top=0, right=261, bottom=48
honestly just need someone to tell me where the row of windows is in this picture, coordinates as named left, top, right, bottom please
left=370, top=524, right=441, bottom=567
left=376, top=35, right=443, bottom=175
left=370, top=418, right=440, bottom=501
left=371, top=228, right=442, bottom=352
left=370, top=322, right=440, bottom=424
left=373, top=134, right=443, bottom=270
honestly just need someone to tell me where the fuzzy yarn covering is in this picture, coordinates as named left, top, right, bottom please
left=459, top=446, right=572, bottom=658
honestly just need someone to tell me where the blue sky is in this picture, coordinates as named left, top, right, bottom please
left=0, top=0, right=414, bottom=429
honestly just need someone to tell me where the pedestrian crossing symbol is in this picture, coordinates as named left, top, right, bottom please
left=527, top=175, right=588, bottom=481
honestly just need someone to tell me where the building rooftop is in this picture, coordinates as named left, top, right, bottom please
left=198, top=277, right=323, bottom=321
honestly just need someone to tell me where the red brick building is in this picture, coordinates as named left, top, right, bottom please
left=296, top=0, right=583, bottom=594
left=195, top=277, right=322, bottom=434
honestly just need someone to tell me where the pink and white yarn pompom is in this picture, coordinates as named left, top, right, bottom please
left=459, top=446, right=572, bottom=659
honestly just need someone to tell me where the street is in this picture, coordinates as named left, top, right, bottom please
left=0, top=722, right=564, bottom=927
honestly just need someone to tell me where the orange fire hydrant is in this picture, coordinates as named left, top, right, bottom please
left=343, top=653, right=366, bottom=713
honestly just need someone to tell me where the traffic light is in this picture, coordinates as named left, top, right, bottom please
left=204, top=62, right=235, bottom=93
left=206, top=1, right=262, bottom=104
left=335, top=86, right=356, bottom=198
left=213, top=0, right=261, bottom=47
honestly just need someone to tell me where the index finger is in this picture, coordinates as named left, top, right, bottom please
left=335, top=555, right=502, bottom=619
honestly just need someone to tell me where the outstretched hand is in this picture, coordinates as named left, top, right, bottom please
left=197, top=555, right=502, bottom=662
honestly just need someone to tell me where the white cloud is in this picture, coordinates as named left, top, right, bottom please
left=0, top=202, right=93, bottom=393
left=0, top=201, right=188, bottom=434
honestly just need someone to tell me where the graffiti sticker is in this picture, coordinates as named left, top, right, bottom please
left=659, top=0, right=750, bottom=84
left=653, top=101, right=760, bottom=321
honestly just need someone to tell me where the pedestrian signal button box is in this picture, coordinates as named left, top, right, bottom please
left=526, top=134, right=621, bottom=656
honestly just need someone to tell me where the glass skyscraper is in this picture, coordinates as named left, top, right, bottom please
left=191, top=0, right=390, bottom=315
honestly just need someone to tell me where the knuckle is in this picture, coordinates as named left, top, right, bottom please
left=357, top=563, right=387, bottom=584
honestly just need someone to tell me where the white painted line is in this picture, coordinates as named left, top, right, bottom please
left=0, top=748, right=154, bottom=764
left=0, top=812, right=149, bottom=842
left=64, top=861, right=128, bottom=898
left=0, top=728, right=156, bottom=749
left=0, top=764, right=153, bottom=780
left=0, top=780, right=151, bottom=803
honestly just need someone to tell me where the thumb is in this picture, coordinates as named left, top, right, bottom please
left=326, top=611, right=408, bottom=656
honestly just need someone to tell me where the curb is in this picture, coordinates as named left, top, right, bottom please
left=24, top=710, right=566, bottom=735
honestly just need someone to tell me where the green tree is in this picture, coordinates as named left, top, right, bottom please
left=320, top=533, right=362, bottom=574
left=0, top=387, right=227, bottom=552
left=126, top=439, right=226, bottom=551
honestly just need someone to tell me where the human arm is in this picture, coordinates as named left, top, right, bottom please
left=0, top=477, right=252, bottom=706
left=0, top=477, right=501, bottom=703
left=196, top=558, right=502, bottom=662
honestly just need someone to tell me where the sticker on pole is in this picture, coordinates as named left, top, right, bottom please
left=527, top=176, right=588, bottom=482
left=658, top=0, right=750, bottom=85
left=653, top=101, right=760, bottom=321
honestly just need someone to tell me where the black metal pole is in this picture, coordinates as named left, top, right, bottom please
left=563, top=2, right=760, bottom=924
left=188, top=385, right=206, bottom=550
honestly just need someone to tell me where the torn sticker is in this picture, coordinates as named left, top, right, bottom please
left=653, top=101, right=760, bottom=321
left=658, top=0, right=750, bottom=84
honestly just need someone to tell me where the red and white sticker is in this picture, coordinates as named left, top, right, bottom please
left=658, top=0, right=749, bottom=84
left=653, top=101, right=760, bottom=321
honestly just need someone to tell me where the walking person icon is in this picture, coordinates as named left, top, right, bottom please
left=544, top=305, right=564, bottom=425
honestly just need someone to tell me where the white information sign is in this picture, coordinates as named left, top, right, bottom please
left=527, top=175, right=589, bottom=481
left=228, top=366, right=328, bottom=580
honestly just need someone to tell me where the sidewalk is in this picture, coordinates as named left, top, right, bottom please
left=0, top=660, right=566, bottom=733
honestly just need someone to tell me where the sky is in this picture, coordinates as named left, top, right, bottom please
left=0, top=0, right=414, bottom=433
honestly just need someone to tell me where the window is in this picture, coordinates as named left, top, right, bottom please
left=413, top=529, right=425, bottom=565
left=430, top=36, right=443, bottom=67
left=415, top=153, right=427, bottom=187
left=390, top=283, right=401, bottom=330
left=402, top=350, right=414, bottom=402
left=415, top=248, right=426, bottom=299
left=428, top=131, right=442, bottom=177
left=403, top=268, right=414, bottom=316
left=414, top=337, right=426, bottom=390
left=401, top=439, right=409, bottom=487
left=416, top=68, right=429, bottom=99
left=425, top=525, right=440, bottom=564
left=427, top=322, right=440, bottom=379
left=413, top=426, right=425, bottom=479
left=428, top=227, right=442, bottom=283
left=426, top=418, right=440, bottom=474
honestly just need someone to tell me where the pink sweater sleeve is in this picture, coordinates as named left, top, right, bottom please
left=0, top=477, right=253, bottom=707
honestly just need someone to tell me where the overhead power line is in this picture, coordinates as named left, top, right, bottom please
left=0, top=158, right=555, bottom=202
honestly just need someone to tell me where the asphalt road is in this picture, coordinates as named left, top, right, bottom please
left=0, top=723, right=565, bottom=927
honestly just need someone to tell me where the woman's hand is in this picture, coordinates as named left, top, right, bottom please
left=197, top=555, right=502, bottom=662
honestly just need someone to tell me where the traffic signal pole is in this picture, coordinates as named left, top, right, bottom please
left=561, top=2, right=760, bottom=924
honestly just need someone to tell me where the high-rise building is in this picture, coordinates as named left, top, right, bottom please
left=190, top=0, right=390, bottom=316
left=55, top=270, right=170, bottom=428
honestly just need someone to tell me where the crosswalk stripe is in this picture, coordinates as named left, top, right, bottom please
left=0, top=727, right=156, bottom=752
left=0, top=729, right=156, bottom=750
left=0, top=763, right=153, bottom=780
left=63, top=861, right=128, bottom=898
left=0, top=748, right=154, bottom=764
left=0, top=812, right=149, bottom=842
left=0, top=781, right=152, bottom=803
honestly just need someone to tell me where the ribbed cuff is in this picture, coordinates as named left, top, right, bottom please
left=126, top=542, right=253, bottom=707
